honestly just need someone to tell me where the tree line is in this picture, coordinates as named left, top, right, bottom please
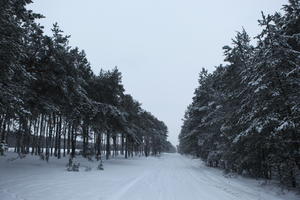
left=0, top=0, right=174, bottom=162
left=178, top=0, right=300, bottom=188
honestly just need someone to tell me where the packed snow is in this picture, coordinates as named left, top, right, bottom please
left=0, top=153, right=298, bottom=200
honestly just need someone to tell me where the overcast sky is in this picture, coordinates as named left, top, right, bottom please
left=29, top=0, right=286, bottom=145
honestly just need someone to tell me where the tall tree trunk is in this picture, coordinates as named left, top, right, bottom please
left=82, top=121, right=88, bottom=157
left=67, top=122, right=71, bottom=155
left=1, top=114, right=9, bottom=146
left=113, top=135, right=117, bottom=157
left=106, top=132, right=110, bottom=160
left=125, top=135, right=128, bottom=159
left=38, top=114, right=44, bottom=155
left=57, top=116, right=62, bottom=159
left=45, top=115, right=51, bottom=161
left=50, top=114, right=54, bottom=156
left=121, top=133, right=124, bottom=155
left=96, top=132, right=101, bottom=160
left=71, top=123, right=77, bottom=159
left=54, top=115, right=58, bottom=157
left=63, top=120, right=67, bottom=157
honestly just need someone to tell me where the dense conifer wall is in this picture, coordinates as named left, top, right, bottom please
left=0, top=0, right=171, bottom=161
left=179, top=0, right=300, bottom=188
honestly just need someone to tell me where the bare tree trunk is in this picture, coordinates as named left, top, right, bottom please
left=106, top=132, right=110, bottom=160
left=54, top=115, right=58, bottom=157
left=0, top=114, right=4, bottom=145
left=112, top=135, right=117, bottom=157
left=96, top=132, right=101, bottom=160
left=45, top=115, right=50, bottom=161
left=121, top=133, right=124, bottom=155
left=63, top=120, right=67, bottom=157
left=71, top=123, right=77, bottom=159
left=82, top=121, right=88, bottom=157
left=67, top=122, right=71, bottom=155
left=1, top=114, right=8, bottom=143
left=38, top=114, right=44, bottom=155
left=57, top=116, right=62, bottom=159
left=125, top=135, right=128, bottom=159
left=32, top=118, right=38, bottom=155
left=50, top=114, right=55, bottom=156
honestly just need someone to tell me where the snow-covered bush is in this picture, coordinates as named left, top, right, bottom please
left=18, top=153, right=26, bottom=159
left=39, top=153, right=49, bottom=162
left=84, top=166, right=92, bottom=172
left=67, top=158, right=80, bottom=172
left=206, top=151, right=222, bottom=168
left=40, top=154, right=45, bottom=160
left=97, top=160, right=104, bottom=171
left=0, top=144, right=4, bottom=156
left=80, top=146, right=95, bottom=161
left=0, top=143, right=8, bottom=155
left=72, top=162, right=80, bottom=172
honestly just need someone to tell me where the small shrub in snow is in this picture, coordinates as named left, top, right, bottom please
left=0, top=143, right=8, bottom=155
left=72, top=162, right=80, bottom=172
left=66, top=158, right=72, bottom=169
left=40, top=154, right=45, bottom=160
left=7, top=157, right=19, bottom=162
left=18, top=153, right=26, bottom=159
left=224, top=172, right=238, bottom=179
left=95, top=154, right=101, bottom=161
left=84, top=166, right=92, bottom=172
left=67, top=158, right=80, bottom=172
left=87, top=155, right=93, bottom=162
left=97, top=160, right=104, bottom=171
left=39, top=154, right=49, bottom=162
left=0, top=145, right=3, bottom=156
left=259, top=180, right=271, bottom=186
left=7, top=153, right=26, bottom=162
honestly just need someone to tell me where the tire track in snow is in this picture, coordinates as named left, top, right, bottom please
left=0, top=188, right=27, bottom=200
left=1, top=153, right=297, bottom=200
left=180, top=156, right=254, bottom=200
left=105, top=171, right=151, bottom=200
left=177, top=155, right=271, bottom=200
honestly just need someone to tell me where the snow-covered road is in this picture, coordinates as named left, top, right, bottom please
left=0, top=153, right=297, bottom=200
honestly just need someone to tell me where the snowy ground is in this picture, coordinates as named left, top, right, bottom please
left=0, top=153, right=298, bottom=200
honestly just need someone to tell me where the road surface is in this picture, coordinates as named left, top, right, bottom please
left=0, top=153, right=297, bottom=200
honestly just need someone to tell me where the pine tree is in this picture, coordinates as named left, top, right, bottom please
left=179, top=0, right=300, bottom=188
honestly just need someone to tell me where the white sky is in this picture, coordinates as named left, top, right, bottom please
left=28, top=0, right=286, bottom=145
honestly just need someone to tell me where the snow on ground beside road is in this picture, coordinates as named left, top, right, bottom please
left=0, top=153, right=298, bottom=200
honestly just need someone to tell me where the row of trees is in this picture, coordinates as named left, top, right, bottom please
left=0, top=0, right=172, bottom=162
left=179, top=0, right=300, bottom=188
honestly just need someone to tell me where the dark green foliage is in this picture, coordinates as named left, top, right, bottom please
left=179, top=1, right=300, bottom=188
left=0, top=0, right=171, bottom=163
